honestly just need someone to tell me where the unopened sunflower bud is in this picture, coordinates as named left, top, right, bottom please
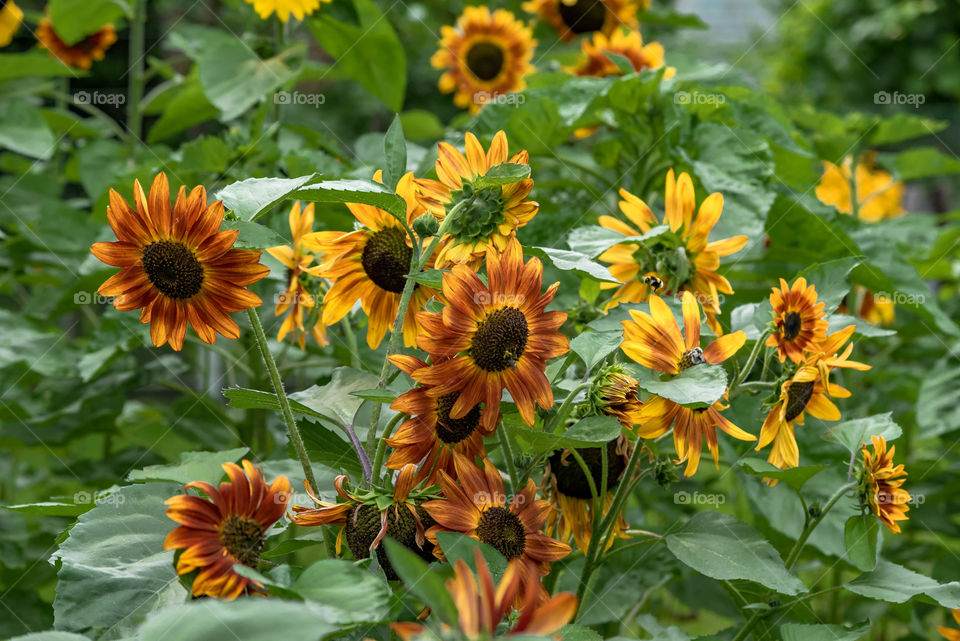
left=412, top=213, right=439, bottom=238
left=591, top=364, right=644, bottom=428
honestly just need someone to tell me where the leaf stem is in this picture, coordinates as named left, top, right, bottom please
left=731, top=329, right=771, bottom=390
left=370, top=411, right=404, bottom=485
left=497, top=428, right=519, bottom=496
left=549, top=382, right=593, bottom=434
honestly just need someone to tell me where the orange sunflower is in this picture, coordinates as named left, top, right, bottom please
left=598, top=170, right=748, bottom=333
left=756, top=326, right=870, bottom=473
left=432, top=7, right=536, bottom=114
left=302, top=171, right=436, bottom=350
left=523, top=0, right=641, bottom=42
left=90, top=173, right=269, bottom=351
left=568, top=28, right=674, bottom=78
left=411, top=239, right=569, bottom=430
left=859, top=435, right=910, bottom=534
left=939, top=610, right=960, bottom=641
left=290, top=465, right=436, bottom=580
left=622, top=292, right=755, bottom=476
left=392, top=548, right=577, bottom=640
left=385, top=354, right=493, bottom=485
left=266, top=201, right=328, bottom=349
left=416, top=131, right=538, bottom=269
left=163, top=460, right=291, bottom=600
left=765, top=277, right=829, bottom=363
left=423, top=453, right=571, bottom=603
left=36, top=18, right=116, bottom=70
left=0, top=0, right=23, bottom=47
left=815, top=152, right=904, bottom=222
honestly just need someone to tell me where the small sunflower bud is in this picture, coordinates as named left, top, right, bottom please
left=412, top=214, right=440, bottom=238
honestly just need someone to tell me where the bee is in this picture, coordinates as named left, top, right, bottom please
left=643, top=274, right=664, bottom=291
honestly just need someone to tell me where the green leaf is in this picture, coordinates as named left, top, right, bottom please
left=508, top=415, right=622, bottom=453
left=126, top=447, right=249, bottom=484
left=825, top=313, right=896, bottom=338
left=634, top=614, right=692, bottom=641
left=917, top=363, right=960, bottom=438
left=221, top=220, right=287, bottom=249
left=52, top=483, right=186, bottom=635
left=528, top=246, right=617, bottom=282
left=781, top=622, right=870, bottom=641
left=148, top=79, right=219, bottom=143
left=299, top=420, right=365, bottom=479
left=137, top=600, right=340, bottom=641
left=473, top=162, right=531, bottom=189
left=664, top=511, right=806, bottom=595
left=435, top=532, right=507, bottom=583
left=216, top=174, right=316, bottom=221
left=634, top=8, right=708, bottom=28
left=288, top=367, right=382, bottom=427
left=291, top=559, right=391, bottom=623
left=308, top=0, right=406, bottom=111
left=844, top=514, right=878, bottom=572
left=885, top=146, right=960, bottom=180
left=406, top=269, right=445, bottom=289
left=8, top=633, right=93, bottom=641
left=48, top=0, right=129, bottom=45
left=294, top=179, right=408, bottom=222
left=224, top=387, right=335, bottom=424
left=0, top=53, right=88, bottom=79
left=846, top=560, right=960, bottom=608
left=796, top=257, right=861, bottom=314
left=822, top=413, right=902, bottom=453
left=383, top=539, right=458, bottom=626
left=567, top=224, right=668, bottom=258
left=868, top=113, right=947, bottom=146
left=350, top=388, right=398, bottom=403
left=399, top=109, right=444, bottom=142
left=2, top=502, right=92, bottom=517
left=570, top=331, right=622, bottom=373
left=632, top=364, right=728, bottom=408
left=0, top=102, right=56, bottom=160
left=382, top=114, right=407, bottom=190
left=739, top=458, right=827, bottom=493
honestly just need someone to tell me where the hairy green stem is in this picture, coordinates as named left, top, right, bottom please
left=370, top=412, right=405, bottom=485
left=731, top=329, right=771, bottom=390
left=126, top=0, right=146, bottom=146
left=497, top=428, right=519, bottom=495
left=549, top=382, right=593, bottom=434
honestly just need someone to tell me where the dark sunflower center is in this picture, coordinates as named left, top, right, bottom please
left=558, top=0, right=607, bottom=34
left=470, top=306, right=529, bottom=372
left=218, top=514, right=265, bottom=567
left=784, top=380, right=815, bottom=422
left=361, top=227, right=412, bottom=294
left=466, top=41, right=505, bottom=81
left=476, top=506, right=526, bottom=560
left=435, top=392, right=482, bottom=444
left=445, top=184, right=507, bottom=244
left=345, top=503, right=436, bottom=581
left=678, top=347, right=706, bottom=371
left=549, top=439, right=625, bottom=500
left=141, top=239, right=205, bottom=299
left=783, top=312, right=802, bottom=340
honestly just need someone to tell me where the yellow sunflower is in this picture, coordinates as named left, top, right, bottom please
left=290, top=465, right=436, bottom=580
left=591, top=364, right=644, bottom=428
left=416, top=131, right=539, bottom=269
left=568, top=28, right=675, bottom=78
left=393, top=548, right=577, bottom=641
left=859, top=435, right=910, bottom=534
left=90, top=173, right=269, bottom=351
left=598, top=170, right=748, bottom=333
left=622, top=292, right=755, bottom=476
left=939, top=610, right=960, bottom=641
left=266, top=201, right=328, bottom=349
left=385, top=354, right=493, bottom=485
left=857, top=288, right=895, bottom=326
left=523, top=0, right=642, bottom=42
left=244, top=0, right=327, bottom=22
left=765, top=277, right=829, bottom=364
left=0, top=0, right=23, bottom=47
left=815, top=152, right=904, bottom=222
left=423, top=453, right=571, bottom=604
left=302, top=171, right=436, bottom=350
left=756, top=326, right=870, bottom=473
left=432, top=6, right=536, bottom=114
left=36, top=18, right=116, bottom=70
left=163, top=460, right=291, bottom=600
left=411, top=239, right=569, bottom=430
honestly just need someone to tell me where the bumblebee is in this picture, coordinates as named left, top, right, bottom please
left=642, top=274, right=664, bottom=291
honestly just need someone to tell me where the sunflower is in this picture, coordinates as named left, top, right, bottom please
left=392, top=548, right=577, bottom=640
left=815, top=152, right=904, bottom=222
left=90, top=173, right=270, bottom=351
left=858, top=435, right=910, bottom=534
left=302, top=171, right=436, bottom=350
left=416, top=131, right=539, bottom=269
left=290, top=465, right=436, bottom=580
left=244, top=0, right=327, bottom=22
left=544, top=438, right=630, bottom=552
left=423, top=453, right=571, bottom=603
left=411, top=239, right=568, bottom=430
left=266, top=201, right=328, bottom=349
left=756, top=326, right=870, bottom=473
left=568, top=28, right=675, bottom=78
left=939, top=610, right=960, bottom=641
left=163, top=460, right=291, bottom=600
left=523, top=0, right=641, bottom=42
left=590, top=363, right=643, bottom=428
left=386, top=354, right=493, bottom=485
left=598, top=170, right=748, bottom=333
left=857, top=288, right=895, bottom=326
left=765, top=277, right=829, bottom=364
left=36, top=18, right=116, bottom=70
left=622, top=292, right=755, bottom=476
left=0, top=1, right=23, bottom=47
left=432, top=7, right=536, bottom=114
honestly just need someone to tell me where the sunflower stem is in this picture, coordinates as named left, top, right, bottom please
left=496, top=428, right=520, bottom=496
left=341, top=313, right=362, bottom=370
left=246, top=308, right=316, bottom=490
left=371, top=411, right=404, bottom=485
left=731, top=329, right=771, bottom=391
left=126, top=0, right=146, bottom=147
left=784, top=481, right=858, bottom=570
left=549, top=382, right=593, bottom=434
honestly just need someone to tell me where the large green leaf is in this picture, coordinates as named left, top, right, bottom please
left=780, top=622, right=870, bottom=641
left=0, top=53, right=87, bottom=80
left=221, top=220, right=288, bottom=249
left=473, top=163, right=531, bottom=189
left=294, top=179, right=409, bottom=222
left=844, top=514, right=879, bottom=572
left=216, top=174, right=316, bottom=221
left=0, top=102, right=56, bottom=160
left=291, top=559, right=391, bottom=623
left=382, top=114, right=407, bottom=190
left=508, top=415, right=622, bottom=453
left=822, top=413, right=902, bottom=453
left=845, top=560, right=960, bottom=608
left=48, top=0, right=129, bottom=45
left=126, top=447, right=249, bottom=484
left=299, top=420, right=365, bottom=479
left=383, top=539, right=458, bottom=626
left=632, top=363, right=728, bottom=408
left=739, top=458, right=827, bottom=493
left=137, top=599, right=339, bottom=641
left=916, top=363, right=960, bottom=438
left=528, top=246, right=617, bottom=282
left=52, top=483, right=186, bottom=636
left=288, top=367, right=382, bottom=427
left=435, top=532, right=507, bottom=583
left=664, top=510, right=806, bottom=595
left=569, top=331, right=622, bottom=373
left=797, top=257, right=861, bottom=314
